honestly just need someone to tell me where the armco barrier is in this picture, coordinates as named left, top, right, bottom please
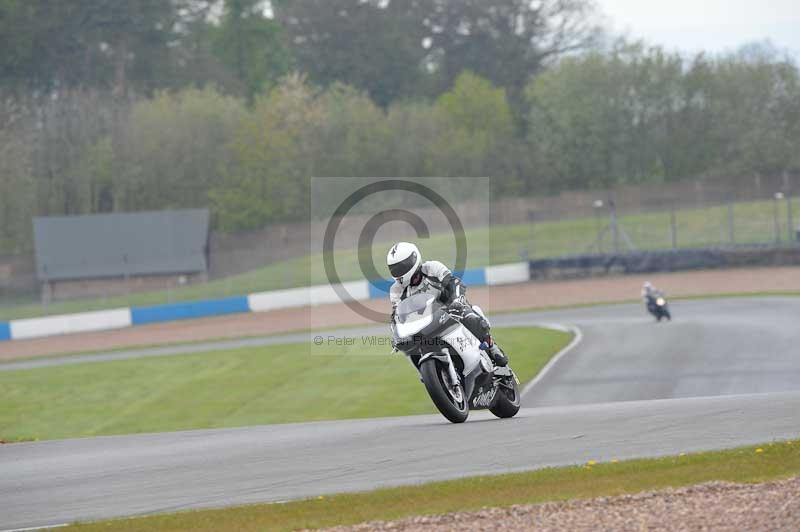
left=367, top=265, right=501, bottom=299
left=248, top=280, right=370, bottom=312
left=459, top=268, right=487, bottom=287
left=368, top=279, right=394, bottom=299
left=130, top=296, right=250, bottom=325
left=2, top=263, right=532, bottom=341
left=485, top=262, right=530, bottom=285
left=4, top=247, right=797, bottom=341
left=9, top=308, right=132, bottom=341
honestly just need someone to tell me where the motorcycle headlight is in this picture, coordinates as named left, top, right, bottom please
left=656, top=297, right=665, bottom=306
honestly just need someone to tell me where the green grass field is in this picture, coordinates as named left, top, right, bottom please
left=0, top=326, right=570, bottom=442
left=62, top=440, right=800, bottom=531
left=1, top=198, right=792, bottom=321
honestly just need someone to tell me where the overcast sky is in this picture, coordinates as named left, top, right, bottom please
left=596, top=0, right=800, bottom=57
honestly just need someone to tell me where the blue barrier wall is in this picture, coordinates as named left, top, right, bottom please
left=457, top=268, right=486, bottom=287
left=368, top=279, right=394, bottom=299
left=3, top=263, right=513, bottom=341
left=131, top=296, right=250, bottom=325
left=367, top=267, right=488, bottom=299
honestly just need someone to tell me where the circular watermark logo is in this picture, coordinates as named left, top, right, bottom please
left=322, top=179, right=468, bottom=322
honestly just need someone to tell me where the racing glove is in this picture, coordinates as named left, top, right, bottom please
left=438, top=274, right=460, bottom=305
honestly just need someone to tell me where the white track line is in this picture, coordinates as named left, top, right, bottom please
left=2, top=525, right=67, bottom=532
left=521, top=324, right=583, bottom=398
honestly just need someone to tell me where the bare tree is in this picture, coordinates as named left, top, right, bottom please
left=424, top=0, right=602, bottom=97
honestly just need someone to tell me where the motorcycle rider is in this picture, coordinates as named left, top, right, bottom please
left=641, top=281, right=663, bottom=302
left=386, top=241, right=508, bottom=366
left=641, top=281, right=667, bottom=316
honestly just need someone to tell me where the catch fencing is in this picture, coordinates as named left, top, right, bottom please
left=512, top=193, right=800, bottom=263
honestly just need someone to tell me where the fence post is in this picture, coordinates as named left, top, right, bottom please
left=727, top=202, right=735, bottom=245
left=593, top=200, right=604, bottom=254
left=527, top=209, right=535, bottom=259
left=787, top=194, right=795, bottom=243
left=773, top=192, right=783, bottom=244
left=610, top=199, right=620, bottom=254
left=670, top=204, right=677, bottom=250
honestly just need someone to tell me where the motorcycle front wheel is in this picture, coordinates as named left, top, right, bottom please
left=489, top=372, right=521, bottom=419
left=420, top=358, right=469, bottom=423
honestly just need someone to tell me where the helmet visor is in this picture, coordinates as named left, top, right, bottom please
left=388, top=252, right=418, bottom=279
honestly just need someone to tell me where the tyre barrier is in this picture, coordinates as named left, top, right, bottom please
left=529, top=245, right=800, bottom=281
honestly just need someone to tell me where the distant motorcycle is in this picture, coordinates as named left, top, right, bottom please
left=391, top=292, right=520, bottom=423
left=646, top=293, right=672, bottom=322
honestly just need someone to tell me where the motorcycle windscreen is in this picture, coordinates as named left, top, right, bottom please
left=395, top=293, right=437, bottom=337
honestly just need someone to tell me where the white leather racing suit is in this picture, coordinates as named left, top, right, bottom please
left=389, top=260, right=486, bottom=342
left=389, top=260, right=508, bottom=366
left=389, top=260, right=451, bottom=309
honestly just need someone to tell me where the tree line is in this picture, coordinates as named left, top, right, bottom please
left=0, top=0, right=799, bottom=254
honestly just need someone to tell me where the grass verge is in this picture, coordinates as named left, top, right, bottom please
left=0, top=326, right=570, bottom=441
left=62, top=439, right=800, bottom=531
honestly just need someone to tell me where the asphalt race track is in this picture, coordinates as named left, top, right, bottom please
left=512, top=297, right=800, bottom=406
left=2, top=297, right=799, bottom=530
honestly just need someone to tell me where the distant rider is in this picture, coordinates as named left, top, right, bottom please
left=641, top=281, right=663, bottom=311
left=386, top=241, right=507, bottom=366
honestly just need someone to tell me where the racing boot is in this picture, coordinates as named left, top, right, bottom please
left=481, top=336, right=508, bottom=367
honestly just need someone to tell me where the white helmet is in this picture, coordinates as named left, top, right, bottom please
left=387, top=242, right=421, bottom=288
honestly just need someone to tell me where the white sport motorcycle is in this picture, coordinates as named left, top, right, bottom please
left=391, top=292, right=521, bottom=423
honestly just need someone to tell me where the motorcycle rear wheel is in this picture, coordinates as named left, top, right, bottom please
left=420, top=358, right=469, bottom=423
